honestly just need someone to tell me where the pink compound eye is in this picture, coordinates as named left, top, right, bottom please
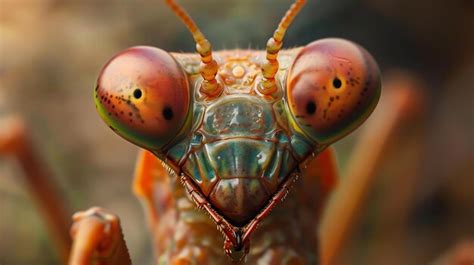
left=95, top=46, right=191, bottom=151
left=286, top=38, right=381, bottom=145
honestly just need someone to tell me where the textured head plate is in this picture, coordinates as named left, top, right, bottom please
left=160, top=50, right=317, bottom=252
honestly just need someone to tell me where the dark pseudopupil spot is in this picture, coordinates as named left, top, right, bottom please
left=333, top=77, right=342, bottom=89
left=162, top=106, right=173, bottom=121
left=306, top=101, right=316, bottom=115
left=133, top=88, right=142, bottom=99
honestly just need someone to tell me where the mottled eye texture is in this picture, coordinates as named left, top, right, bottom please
left=287, top=38, right=381, bottom=145
left=95, top=46, right=190, bottom=150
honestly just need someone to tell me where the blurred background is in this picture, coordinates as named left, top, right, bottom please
left=0, top=0, right=472, bottom=264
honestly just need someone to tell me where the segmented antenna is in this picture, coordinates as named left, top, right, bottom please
left=260, top=0, right=306, bottom=95
left=164, top=0, right=221, bottom=96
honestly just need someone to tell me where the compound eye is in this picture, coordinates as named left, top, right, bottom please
left=287, top=38, right=381, bottom=145
left=95, top=46, right=190, bottom=151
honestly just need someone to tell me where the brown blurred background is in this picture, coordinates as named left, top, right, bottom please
left=0, top=0, right=473, bottom=264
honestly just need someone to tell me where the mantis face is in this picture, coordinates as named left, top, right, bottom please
left=94, top=0, right=381, bottom=260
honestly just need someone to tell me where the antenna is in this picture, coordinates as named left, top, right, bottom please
left=164, top=0, right=221, bottom=96
left=260, top=0, right=306, bottom=95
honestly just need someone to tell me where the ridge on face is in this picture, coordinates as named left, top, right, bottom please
left=175, top=94, right=307, bottom=226
left=161, top=51, right=314, bottom=227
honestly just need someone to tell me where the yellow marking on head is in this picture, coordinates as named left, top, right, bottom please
left=232, top=65, right=246, bottom=78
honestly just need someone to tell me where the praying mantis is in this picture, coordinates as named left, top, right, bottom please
left=0, top=0, right=422, bottom=264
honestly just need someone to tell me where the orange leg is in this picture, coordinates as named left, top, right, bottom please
left=67, top=149, right=170, bottom=265
left=68, top=207, right=132, bottom=265
left=433, top=241, right=474, bottom=265
left=133, top=150, right=179, bottom=258
left=301, top=147, right=339, bottom=203
left=0, top=115, right=72, bottom=262
left=319, top=73, right=425, bottom=265
left=66, top=150, right=170, bottom=265
left=132, top=150, right=173, bottom=227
